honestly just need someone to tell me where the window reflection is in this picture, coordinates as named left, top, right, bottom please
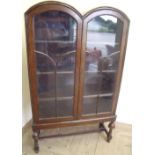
left=82, top=15, right=123, bottom=115
left=86, top=15, right=123, bottom=71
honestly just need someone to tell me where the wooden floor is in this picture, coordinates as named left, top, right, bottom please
left=22, top=122, right=132, bottom=155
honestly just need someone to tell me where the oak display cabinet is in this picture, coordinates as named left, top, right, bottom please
left=25, top=1, right=129, bottom=153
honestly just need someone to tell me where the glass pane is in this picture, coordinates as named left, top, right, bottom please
left=97, top=96, right=113, bottom=113
left=34, top=11, right=77, bottom=118
left=82, top=15, right=123, bottom=115
left=37, top=74, right=55, bottom=98
left=83, top=97, right=97, bottom=115
left=58, top=99, right=73, bottom=117
left=57, top=73, right=74, bottom=97
left=39, top=100, right=56, bottom=118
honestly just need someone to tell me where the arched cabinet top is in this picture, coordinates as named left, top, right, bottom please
left=83, top=6, right=130, bottom=24
left=25, top=2, right=129, bottom=24
left=25, top=1, right=82, bottom=21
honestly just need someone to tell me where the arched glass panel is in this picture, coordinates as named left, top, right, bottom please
left=34, top=11, right=77, bottom=118
left=82, top=15, right=123, bottom=115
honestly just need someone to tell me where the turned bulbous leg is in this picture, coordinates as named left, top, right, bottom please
left=107, top=120, right=115, bottom=142
left=32, top=131, right=39, bottom=153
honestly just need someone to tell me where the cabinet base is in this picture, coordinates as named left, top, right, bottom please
left=32, top=116, right=116, bottom=153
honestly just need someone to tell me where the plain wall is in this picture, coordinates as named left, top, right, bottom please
left=22, top=0, right=155, bottom=127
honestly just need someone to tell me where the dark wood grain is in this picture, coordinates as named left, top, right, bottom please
left=25, top=1, right=130, bottom=152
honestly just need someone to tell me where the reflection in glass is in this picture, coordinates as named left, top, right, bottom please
left=37, top=74, right=55, bottom=98
left=86, top=15, right=122, bottom=71
left=34, top=11, right=77, bottom=118
left=97, top=96, right=113, bottom=113
left=83, top=97, right=97, bottom=115
left=39, top=100, right=56, bottom=118
left=82, top=15, right=123, bottom=115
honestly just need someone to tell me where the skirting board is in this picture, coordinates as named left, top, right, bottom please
left=22, top=119, right=32, bottom=135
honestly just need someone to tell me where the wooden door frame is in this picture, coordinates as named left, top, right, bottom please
left=78, top=7, right=130, bottom=118
left=25, top=1, right=83, bottom=124
left=25, top=2, right=130, bottom=126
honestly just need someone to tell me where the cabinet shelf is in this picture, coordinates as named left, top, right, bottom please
left=35, top=40, right=75, bottom=44
left=39, top=93, right=113, bottom=102
left=39, top=96, right=73, bottom=101
left=37, top=70, right=116, bottom=75
left=84, top=93, right=113, bottom=98
left=37, top=71, right=74, bottom=75
left=86, top=70, right=117, bottom=73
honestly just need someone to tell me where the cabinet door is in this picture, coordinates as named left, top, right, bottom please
left=25, top=4, right=82, bottom=122
left=79, top=8, right=129, bottom=117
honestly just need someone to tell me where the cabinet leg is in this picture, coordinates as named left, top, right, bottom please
left=99, top=122, right=109, bottom=136
left=32, top=132, right=39, bottom=153
left=99, top=120, right=116, bottom=143
left=99, top=122, right=104, bottom=130
left=107, top=120, right=115, bottom=142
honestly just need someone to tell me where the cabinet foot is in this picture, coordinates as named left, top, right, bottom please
left=107, top=120, right=115, bottom=142
left=99, top=120, right=115, bottom=143
left=33, top=132, right=39, bottom=153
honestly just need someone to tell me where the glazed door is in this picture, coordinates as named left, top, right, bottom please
left=26, top=4, right=82, bottom=122
left=79, top=9, right=129, bottom=117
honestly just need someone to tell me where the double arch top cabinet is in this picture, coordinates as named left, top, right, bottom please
left=25, top=1, right=129, bottom=153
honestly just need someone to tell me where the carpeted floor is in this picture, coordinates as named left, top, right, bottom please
left=22, top=122, right=132, bottom=155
